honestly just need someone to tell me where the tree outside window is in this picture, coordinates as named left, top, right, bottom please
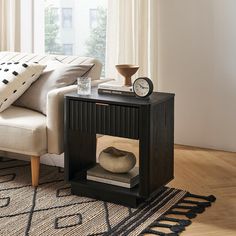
left=85, top=7, right=107, bottom=76
left=45, top=6, right=62, bottom=54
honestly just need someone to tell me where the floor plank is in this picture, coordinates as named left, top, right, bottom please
left=169, top=145, right=236, bottom=236
left=97, top=136, right=236, bottom=235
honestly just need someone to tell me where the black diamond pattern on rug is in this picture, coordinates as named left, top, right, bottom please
left=0, top=197, right=10, bottom=208
left=0, top=157, right=15, bottom=162
left=55, top=213, right=82, bottom=229
left=0, top=158, right=215, bottom=236
left=56, top=187, right=72, bottom=197
left=58, top=167, right=64, bottom=173
left=0, top=173, right=16, bottom=183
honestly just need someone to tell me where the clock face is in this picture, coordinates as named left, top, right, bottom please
left=133, top=77, right=153, bottom=98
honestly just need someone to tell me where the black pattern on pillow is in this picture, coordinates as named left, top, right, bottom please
left=0, top=62, right=46, bottom=112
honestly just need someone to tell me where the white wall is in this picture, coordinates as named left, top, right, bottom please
left=158, top=0, right=236, bottom=152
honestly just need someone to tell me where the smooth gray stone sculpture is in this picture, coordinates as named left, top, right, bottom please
left=99, top=146, right=136, bottom=173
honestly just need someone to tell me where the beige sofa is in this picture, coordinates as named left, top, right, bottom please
left=0, top=51, right=102, bottom=186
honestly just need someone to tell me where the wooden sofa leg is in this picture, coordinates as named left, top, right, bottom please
left=31, top=156, right=40, bottom=187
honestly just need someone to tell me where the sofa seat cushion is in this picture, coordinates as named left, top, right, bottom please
left=0, top=106, right=47, bottom=156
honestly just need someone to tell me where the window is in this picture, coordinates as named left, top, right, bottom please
left=62, top=8, right=72, bottom=28
left=63, top=44, right=73, bottom=55
left=51, top=8, right=59, bottom=23
left=89, top=9, right=98, bottom=29
left=44, top=0, right=107, bottom=76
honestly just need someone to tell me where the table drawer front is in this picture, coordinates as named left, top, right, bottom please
left=96, top=102, right=139, bottom=138
left=68, top=100, right=139, bottom=138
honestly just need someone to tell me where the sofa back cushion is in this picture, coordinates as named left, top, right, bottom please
left=14, top=60, right=94, bottom=115
left=0, top=52, right=102, bottom=80
left=0, top=52, right=102, bottom=115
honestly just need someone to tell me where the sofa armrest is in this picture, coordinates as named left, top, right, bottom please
left=47, top=85, right=77, bottom=154
left=46, top=78, right=111, bottom=154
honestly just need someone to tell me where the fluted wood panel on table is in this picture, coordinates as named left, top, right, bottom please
left=68, top=99, right=139, bottom=139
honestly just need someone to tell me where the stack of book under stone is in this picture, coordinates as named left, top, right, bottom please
left=87, top=164, right=139, bottom=188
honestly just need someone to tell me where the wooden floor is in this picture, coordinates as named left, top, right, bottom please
left=97, top=136, right=236, bottom=236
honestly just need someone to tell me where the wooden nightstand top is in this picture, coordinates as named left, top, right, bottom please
left=65, top=89, right=175, bottom=106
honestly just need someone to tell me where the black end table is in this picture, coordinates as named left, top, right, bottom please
left=64, top=89, right=175, bottom=207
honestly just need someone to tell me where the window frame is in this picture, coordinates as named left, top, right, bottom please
left=61, top=8, right=73, bottom=29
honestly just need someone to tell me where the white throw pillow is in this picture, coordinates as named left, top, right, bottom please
left=0, top=62, right=46, bottom=112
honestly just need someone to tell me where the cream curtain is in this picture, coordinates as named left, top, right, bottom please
left=106, top=0, right=158, bottom=89
left=0, top=0, right=21, bottom=51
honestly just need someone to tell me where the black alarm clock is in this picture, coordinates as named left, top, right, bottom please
left=133, top=77, right=153, bottom=98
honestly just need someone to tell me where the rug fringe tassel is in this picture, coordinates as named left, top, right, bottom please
left=139, top=228, right=178, bottom=236
left=185, top=193, right=216, bottom=203
left=139, top=192, right=216, bottom=236
left=159, top=216, right=192, bottom=226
